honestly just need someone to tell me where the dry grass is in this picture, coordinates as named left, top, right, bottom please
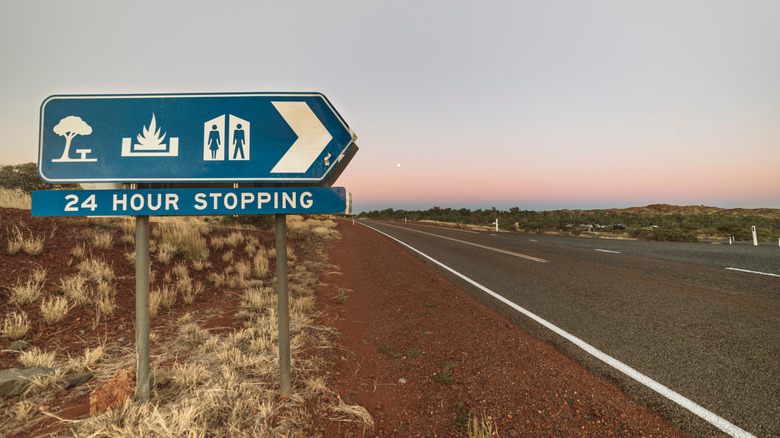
left=180, top=280, right=205, bottom=305
left=1, top=215, right=366, bottom=437
left=70, top=242, right=87, bottom=260
left=224, top=231, right=245, bottom=248
left=9, top=276, right=45, bottom=307
left=77, top=258, right=116, bottom=284
left=7, top=225, right=45, bottom=255
left=40, top=296, right=70, bottom=323
left=233, top=260, right=252, bottom=281
left=171, top=262, right=190, bottom=280
left=192, top=259, right=212, bottom=271
left=19, top=347, right=57, bottom=368
left=153, top=217, right=210, bottom=261
left=91, top=229, right=114, bottom=250
left=287, top=215, right=339, bottom=239
left=467, top=411, right=500, bottom=438
left=253, top=252, right=270, bottom=278
left=94, top=287, right=116, bottom=316
left=67, top=345, right=105, bottom=372
left=70, top=223, right=364, bottom=437
left=59, top=275, right=91, bottom=307
left=1, top=311, right=30, bottom=340
left=151, top=285, right=177, bottom=316
left=156, top=242, right=176, bottom=265
left=0, top=188, right=31, bottom=209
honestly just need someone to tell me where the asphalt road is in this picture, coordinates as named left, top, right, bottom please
left=358, top=220, right=779, bottom=437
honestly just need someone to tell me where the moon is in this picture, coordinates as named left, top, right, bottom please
left=396, top=163, right=401, bottom=168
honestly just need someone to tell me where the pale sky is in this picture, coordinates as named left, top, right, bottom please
left=2, top=0, right=779, bottom=212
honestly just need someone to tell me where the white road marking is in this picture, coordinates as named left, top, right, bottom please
left=725, top=267, right=780, bottom=278
left=381, top=222, right=548, bottom=263
left=595, top=249, right=621, bottom=254
left=361, top=221, right=756, bottom=438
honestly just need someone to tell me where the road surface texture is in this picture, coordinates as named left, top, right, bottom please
left=354, top=219, right=779, bottom=437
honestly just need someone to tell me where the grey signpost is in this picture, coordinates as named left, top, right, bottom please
left=35, top=92, right=357, bottom=400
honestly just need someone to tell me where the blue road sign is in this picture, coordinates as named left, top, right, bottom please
left=38, top=93, right=356, bottom=184
left=32, top=187, right=350, bottom=217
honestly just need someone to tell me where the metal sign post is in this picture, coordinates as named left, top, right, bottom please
left=135, top=215, right=150, bottom=402
left=275, top=215, right=291, bottom=396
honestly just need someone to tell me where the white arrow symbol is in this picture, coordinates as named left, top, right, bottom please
left=270, top=101, right=333, bottom=173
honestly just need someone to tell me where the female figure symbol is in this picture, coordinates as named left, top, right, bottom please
left=208, top=124, right=221, bottom=159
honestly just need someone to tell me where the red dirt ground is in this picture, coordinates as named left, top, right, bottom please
left=0, top=208, right=685, bottom=437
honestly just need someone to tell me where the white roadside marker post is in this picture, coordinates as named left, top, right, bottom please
left=752, top=226, right=758, bottom=246
left=495, top=218, right=499, bottom=232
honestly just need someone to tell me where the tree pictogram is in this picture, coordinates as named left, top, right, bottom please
left=53, top=116, right=93, bottom=161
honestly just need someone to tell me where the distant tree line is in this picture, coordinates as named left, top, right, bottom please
left=0, top=162, right=78, bottom=193
left=358, top=206, right=780, bottom=243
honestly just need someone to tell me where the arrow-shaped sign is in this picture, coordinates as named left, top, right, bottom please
left=38, top=93, right=357, bottom=185
left=271, top=101, right=333, bottom=173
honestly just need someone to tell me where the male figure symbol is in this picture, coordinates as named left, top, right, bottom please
left=233, top=124, right=246, bottom=160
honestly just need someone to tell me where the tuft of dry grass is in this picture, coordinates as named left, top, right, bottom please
left=94, top=286, right=116, bottom=316
left=67, top=345, right=105, bottom=372
left=77, top=258, right=116, bottom=284
left=233, top=260, right=252, bottom=281
left=150, top=285, right=177, bottom=317
left=60, top=275, right=91, bottom=307
left=7, top=225, right=45, bottom=255
left=91, top=229, right=114, bottom=250
left=154, top=217, right=210, bottom=261
left=192, top=259, right=212, bottom=271
left=40, top=296, right=70, bottom=323
left=9, top=277, right=45, bottom=307
left=1, top=311, right=30, bottom=340
left=11, top=400, right=36, bottom=425
left=71, top=242, right=88, bottom=260
left=179, top=280, right=205, bottom=305
left=467, top=410, right=500, bottom=438
left=157, top=242, right=176, bottom=265
left=253, top=253, right=269, bottom=278
left=19, top=347, right=57, bottom=368
left=224, top=232, right=245, bottom=248
left=171, top=262, right=189, bottom=280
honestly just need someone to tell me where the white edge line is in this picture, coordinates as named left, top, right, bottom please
left=360, top=221, right=756, bottom=438
left=725, top=267, right=780, bottom=278
left=595, top=249, right=622, bottom=254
